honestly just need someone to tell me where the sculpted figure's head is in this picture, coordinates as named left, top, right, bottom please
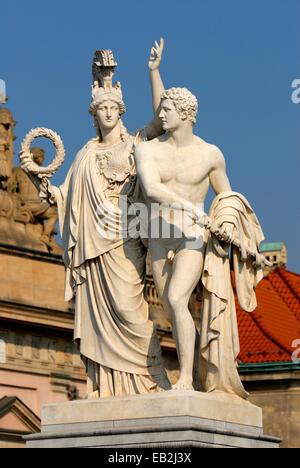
left=0, top=107, right=14, bottom=126
left=89, top=84, right=126, bottom=118
left=159, top=88, right=198, bottom=131
left=89, top=87, right=128, bottom=142
left=30, top=147, right=45, bottom=167
left=93, top=100, right=120, bottom=131
left=0, top=107, right=15, bottom=151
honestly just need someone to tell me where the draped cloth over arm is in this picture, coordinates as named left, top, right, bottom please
left=199, top=192, right=264, bottom=399
left=45, top=135, right=170, bottom=397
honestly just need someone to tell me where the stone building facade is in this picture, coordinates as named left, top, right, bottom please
left=1, top=245, right=299, bottom=448
left=0, top=244, right=86, bottom=447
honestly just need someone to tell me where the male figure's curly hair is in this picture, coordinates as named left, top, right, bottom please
left=161, top=87, right=198, bottom=125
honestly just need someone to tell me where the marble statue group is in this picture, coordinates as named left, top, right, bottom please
left=20, top=39, right=270, bottom=400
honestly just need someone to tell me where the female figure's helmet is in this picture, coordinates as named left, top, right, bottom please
left=88, top=49, right=126, bottom=117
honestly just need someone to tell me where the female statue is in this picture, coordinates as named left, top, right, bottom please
left=41, top=40, right=171, bottom=398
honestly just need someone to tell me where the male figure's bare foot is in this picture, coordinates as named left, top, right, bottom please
left=172, top=378, right=194, bottom=391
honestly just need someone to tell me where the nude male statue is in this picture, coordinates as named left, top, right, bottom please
left=135, top=87, right=235, bottom=390
left=12, top=147, right=58, bottom=248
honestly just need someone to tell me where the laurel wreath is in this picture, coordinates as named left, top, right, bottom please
left=19, top=127, right=65, bottom=178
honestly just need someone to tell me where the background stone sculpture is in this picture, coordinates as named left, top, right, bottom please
left=11, top=148, right=59, bottom=249
left=0, top=105, right=15, bottom=182
left=0, top=103, right=62, bottom=254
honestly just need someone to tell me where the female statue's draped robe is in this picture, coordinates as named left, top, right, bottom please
left=48, top=134, right=170, bottom=397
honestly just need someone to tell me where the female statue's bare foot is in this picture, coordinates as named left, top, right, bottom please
left=172, top=379, right=194, bottom=391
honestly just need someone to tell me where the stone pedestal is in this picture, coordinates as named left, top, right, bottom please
left=24, top=390, right=280, bottom=448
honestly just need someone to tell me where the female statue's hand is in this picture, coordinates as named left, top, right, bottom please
left=148, top=38, right=164, bottom=71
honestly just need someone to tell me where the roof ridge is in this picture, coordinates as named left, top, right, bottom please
left=277, top=266, right=300, bottom=278
left=248, top=307, right=292, bottom=357
left=267, top=268, right=300, bottom=320
left=233, top=279, right=291, bottom=359
left=278, top=268, right=300, bottom=295
left=287, top=270, right=300, bottom=278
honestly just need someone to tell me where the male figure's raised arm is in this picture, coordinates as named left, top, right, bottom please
left=143, top=39, right=165, bottom=140
left=149, top=39, right=165, bottom=115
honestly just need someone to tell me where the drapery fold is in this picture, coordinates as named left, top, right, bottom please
left=199, top=192, right=264, bottom=399
left=45, top=136, right=170, bottom=397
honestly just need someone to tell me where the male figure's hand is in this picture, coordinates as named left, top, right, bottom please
left=217, top=222, right=235, bottom=243
left=148, top=38, right=164, bottom=71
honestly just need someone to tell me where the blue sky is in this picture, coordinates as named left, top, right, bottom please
left=1, top=0, right=299, bottom=272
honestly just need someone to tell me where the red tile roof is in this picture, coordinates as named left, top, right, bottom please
left=236, top=268, right=300, bottom=364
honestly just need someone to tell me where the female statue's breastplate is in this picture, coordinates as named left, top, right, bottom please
left=95, top=136, right=137, bottom=203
